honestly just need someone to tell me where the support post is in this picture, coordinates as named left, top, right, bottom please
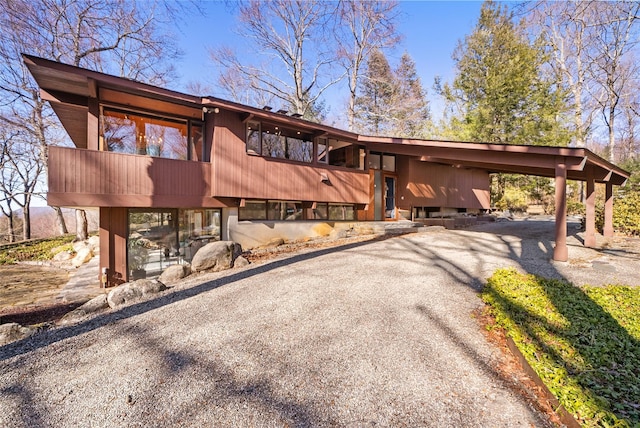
left=604, top=182, right=614, bottom=237
left=584, top=166, right=596, bottom=248
left=554, top=160, right=568, bottom=261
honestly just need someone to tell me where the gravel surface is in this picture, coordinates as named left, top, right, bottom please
left=2, top=217, right=633, bottom=427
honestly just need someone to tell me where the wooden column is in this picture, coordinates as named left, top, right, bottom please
left=87, top=98, right=100, bottom=150
left=604, top=182, right=614, bottom=237
left=99, top=207, right=128, bottom=286
left=554, top=159, right=568, bottom=261
left=584, top=166, right=596, bottom=248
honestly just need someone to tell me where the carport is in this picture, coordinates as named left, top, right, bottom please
left=361, top=136, right=631, bottom=261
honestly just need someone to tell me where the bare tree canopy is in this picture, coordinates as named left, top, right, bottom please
left=0, top=0, right=186, bottom=241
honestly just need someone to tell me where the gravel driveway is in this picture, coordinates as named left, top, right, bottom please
left=2, top=217, right=633, bottom=427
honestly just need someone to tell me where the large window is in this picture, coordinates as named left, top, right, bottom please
left=102, top=108, right=203, bottom=161
left=246, top=121, right=313, bottom=162
left=127, top=208, right=220, bottom=279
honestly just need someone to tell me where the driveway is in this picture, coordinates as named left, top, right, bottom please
left=2, top=218, right=634, bottom=427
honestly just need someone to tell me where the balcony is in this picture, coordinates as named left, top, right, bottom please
left=47, top=146, right=217, bottom=208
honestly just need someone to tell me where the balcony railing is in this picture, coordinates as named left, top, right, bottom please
left=47, top=146, right=213, bottom=208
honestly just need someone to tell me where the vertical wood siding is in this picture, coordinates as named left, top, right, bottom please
left=211, top=110, right=369, bottom=204
left=48, top=146, right=217, bottom=207
left=397, top=158, right=490, bottom=209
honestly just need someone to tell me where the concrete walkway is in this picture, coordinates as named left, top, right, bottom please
left=55, top=256, right=104, bottom=304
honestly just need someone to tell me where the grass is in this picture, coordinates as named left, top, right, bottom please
left=0, top=235, right=76, bottom=265
left=482, top=268, right=640, bottom=427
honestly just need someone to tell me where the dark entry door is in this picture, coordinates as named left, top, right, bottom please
left=385, top=176, right=396, bottom=219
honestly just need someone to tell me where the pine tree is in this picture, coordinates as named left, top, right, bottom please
left=443, top=1, right=570, bottom=146
left=354, top=49, right=395, bottom=135
left=393, top=52, right=430, bottom=138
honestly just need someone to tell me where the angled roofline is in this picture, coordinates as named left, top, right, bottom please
left=23, top=54, right=630, bottom=185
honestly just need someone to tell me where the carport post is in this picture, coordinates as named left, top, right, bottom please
left=585, top=166, right=596, bottom=248
left=604, top=182, right=614, bottom=237
left=554, top=159, right=568, bottom=261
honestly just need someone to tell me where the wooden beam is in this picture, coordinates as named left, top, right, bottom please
left=604, top=182, right=614, bottom=237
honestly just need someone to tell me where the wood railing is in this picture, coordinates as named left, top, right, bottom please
left=48, top=146, right=214, bottom=207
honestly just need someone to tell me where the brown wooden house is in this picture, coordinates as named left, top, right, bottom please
left=24, top=55, right=630, bottom=286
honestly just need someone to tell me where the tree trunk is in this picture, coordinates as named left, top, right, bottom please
left=75, top=209, right=88, bottom=241
left=22, top=205, right=30, bottom=240
left=7, top=212, right=15, bottom=243
left=53, top=206, right=68, bottom=235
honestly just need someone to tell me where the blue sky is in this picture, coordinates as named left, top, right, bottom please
left=174, top=1, right=486, bottom=123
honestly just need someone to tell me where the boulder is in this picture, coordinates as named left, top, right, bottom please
left=191, top=241, right=240, bottom=273
left=106, top=279, right=167, bottom=309
left=234, top=256, right=250, bottom=268
left=87, top=235, right=100, bottom=251
left=107, top=283, right=143, bottom=308
left=72, top=240, right=89, bottom=253
left=329, top=229, right=348, bottom=240
left=53, top=250, right=73, bottom=262
left=136, top=279, right=167, bottom=295
left=159, top=264, right=190, bottom=284
left=71, top=247, right=93, bottom=268
left=58, top=294, right=108, bottom=325
left=0, top=323, right=34, bottom=346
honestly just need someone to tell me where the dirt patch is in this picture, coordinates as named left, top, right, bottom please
left=0, top=264, right=71, bottom=325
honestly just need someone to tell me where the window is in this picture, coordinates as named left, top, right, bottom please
left=327, top=139, right=365, bottom=170
left=312, top=203, right=328, bottom=220
left=368, top=152, right=395, bottom=172
left=268, top=201, right=303, bottom=220
left=328, top=204, right=355, bottom=220
left=246, top=121, right=261, bottom=154
left=368, top=153, right=381, bottom=170
left=246, top=121, right=313, bottom=162
left=101, top=108, right=203, bottom=161
left=317, top=138, right=328, bottom=164
left=239, top=200, right=267, bottom=220
left=382, top=155, right=396, bottom=172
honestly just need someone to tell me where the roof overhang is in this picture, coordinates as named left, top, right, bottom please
left=361, top=136, right=630, bottom=185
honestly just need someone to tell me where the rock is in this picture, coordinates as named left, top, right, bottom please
left=53, top=250, right=73, bottom=262
left=262, top=238, right=285, bottom=248
left=107, top=283, right=143, bottom=308
left=234, top=256, right=250, bottom=268
left=71, top=247, right=93, bottom=268
left=87, top=235, right=100, bottom=251
left=0, top=322, right=34, bottom=346
left=158, top=264, right=190, bottom=284
left=72, top=240, right=89, bottom=253
left=191, top=241, right=240, bottom=273
left=135, top=279, right=167, bottom=295
left=329, top=229, right=348, bottom=240
left=58, top=294, right=109, bottom=325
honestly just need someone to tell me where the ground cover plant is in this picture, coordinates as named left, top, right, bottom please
left=482, top=268, right=640, bottom=427
left=0, top=235, right=75, bottom=265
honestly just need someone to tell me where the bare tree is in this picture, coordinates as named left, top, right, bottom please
left=527, top=1, right=640, bottom=162
left=587, top=1, right=640, bottom=162
left=335, top=0, right=400, bottom=131
left=211, top=0, right=344, bottom=120
left=0, top=0, right=183, bottom=240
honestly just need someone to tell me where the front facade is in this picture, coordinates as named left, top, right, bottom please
left=24, top=55, right=629, bottom=286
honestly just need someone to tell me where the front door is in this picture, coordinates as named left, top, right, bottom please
left=384, top=176, right=396, bottom=220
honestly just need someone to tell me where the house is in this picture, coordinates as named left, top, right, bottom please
left=23, top=55, right=630, bottom=286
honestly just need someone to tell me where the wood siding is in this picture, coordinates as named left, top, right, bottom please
left=48, top=146, right=222, bottom=208
left=211, top=110, right=369, bottom=204
left=397, top=157, right=490, bottom=209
